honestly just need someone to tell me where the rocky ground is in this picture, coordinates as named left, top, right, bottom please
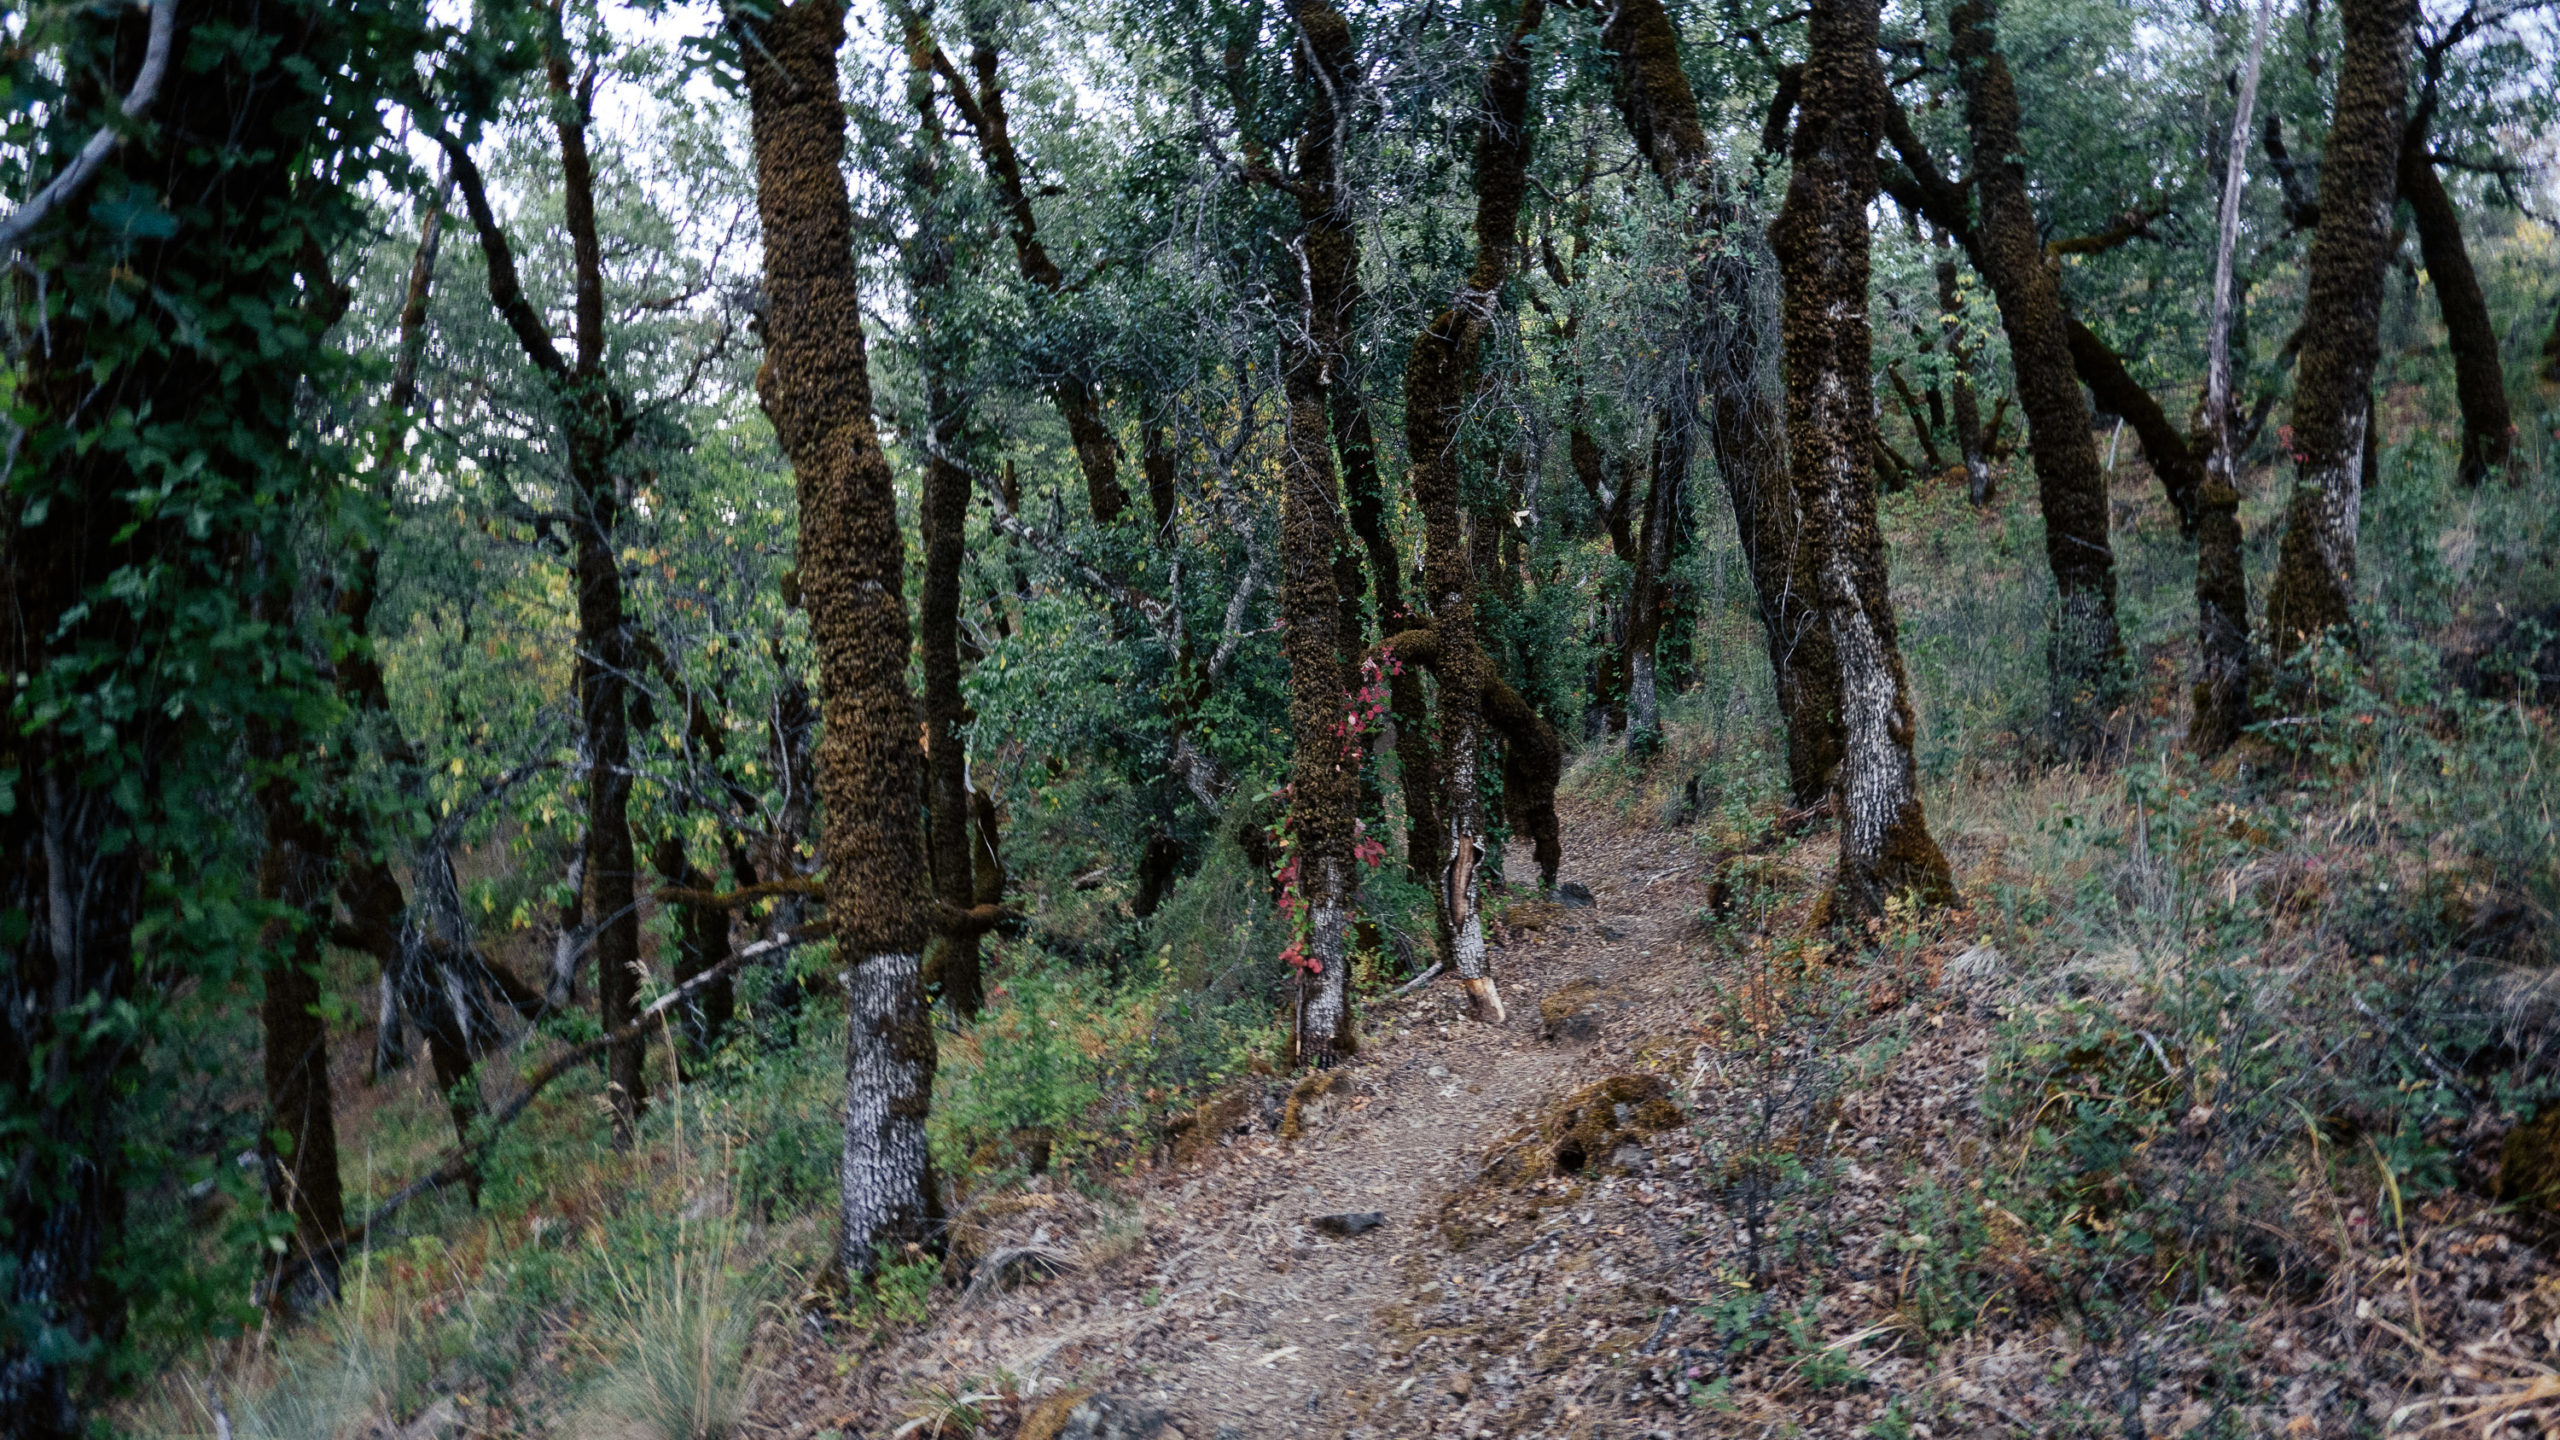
left=751, top=798, right=2560, bottom=1439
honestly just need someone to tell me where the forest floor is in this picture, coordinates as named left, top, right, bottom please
left=759, top=775, right=2560, bottom=1440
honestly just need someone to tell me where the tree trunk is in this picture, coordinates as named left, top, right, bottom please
left=906, top=17, right=987, bottom=1021
left=2398, top=119, right=2511, bottom=485
left=1935, top=236, right=1995, bottom=506
left=255, top=721, right=348, bottom=1313
left=1280, top=233, right=1359, bottom=1066
left=1, top=0, right=343, bottom=1423
left=737, top=0, right=942, bottom=1278
left=1771, top=0, right=1956, bottom=920
left=2193, top=0, right=2275, bottom=754
left=2265, top=0, right=2414, bottom=661
left=2065, top=319, right=2207, bottom=537
left=1950, top=0, right=2126, bottom=755
left=1589, top=0, right=1842, bottom=804
left=939, top=38, right=1130, bottom=525
left=1405, top=0, right=1545, bottom=1023
left=650, top=838, right=736, bottom=1058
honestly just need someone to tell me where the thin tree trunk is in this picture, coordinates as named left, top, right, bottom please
left=1950, top=0, right=2126, bottom=755
left=1289, top=0, right=1446, bottom=893
left=2265, top=0, right=2415, bottom=661
left=737, top=0, right=942, bottom=1278
left=1406, top=0, right=1545, bottom=1023
left=906, top=13, right=987, bottom=1021
left=1771, top=0, right=1955, bottom=920
left=649, top=838, right=735, bottom=1057
left=935, top=39, right=1129, bottom=524
left=1934, top=234, right=1995, bottom=506
left=2194, top=0, right=2275, bottom=754
left=2398, top=119, right=2511, bottom=485
left=1589, top=0, right=1842, bottom=804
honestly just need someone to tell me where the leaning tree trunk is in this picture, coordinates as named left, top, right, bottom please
left=1771, top=0, right=1956, bottom=920
left=2398, top=116, right=2511, bottom=486
left=939, top=37, right=1128, bottom=524
left=1406, top=0, right=1545, bottom=1023
left=738, top=0, right=942, bottom=1278
left=1950, top=0, right=2126, bottom=756
left=1590, top=0, right=1842, bottom=804
left=2193, top=0, right=2275, bottom=754
left=2265, top=0, right=2414, bottom=662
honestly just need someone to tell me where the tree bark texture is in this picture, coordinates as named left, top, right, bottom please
left=2397, top=119, right=2510, bottom=486
left=1770, top=0, right=1955, bottom=920
left=2265, top=0, right=2414, bottom=659
left=1405, top=0, right=1544, bottom=1022
left=254, top=724, right=348, bottom=1312
left=739, top=0, right=942, bottom=1278
left=2193, top=0, right=2274, bottom=754
left=1589, top=0, right=1842, bottom=802
left=907, top=18, right=987, bottom=1021
left=1282, top=0, right=1370, bottom=1062
left=1950, top=0, right=2126, bottom=753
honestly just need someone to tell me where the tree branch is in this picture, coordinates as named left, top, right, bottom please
left=0, top=0, right=177, bottom=255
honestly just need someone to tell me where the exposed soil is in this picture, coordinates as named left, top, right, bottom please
left=760, top=796, right=2560, bottom=1439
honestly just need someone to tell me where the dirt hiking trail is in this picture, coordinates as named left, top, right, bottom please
left=760, top=795, right=1785, bottom=1439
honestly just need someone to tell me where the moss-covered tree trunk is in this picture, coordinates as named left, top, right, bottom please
left=1771, top=0, right=1956, bottom=919
left=1589, top=0, right=1842, bottom=803
left=739, top=0, right=941, bottom=1278
left=905, top=13, right=988, bottom=1021
left=1406, top=0, right=1545, bottom=1022
left=1950, top=0, right=2125, bottom=754
left=2398, top=117, right=2510, bottom=486
left=1281, top=0, right=1369, bottom=1058
left=2266, top=0, right=2414, bottom=660
left=1935, top=237, right=1996, bottom=506
left=1287, top=0, right=1446, bottom=891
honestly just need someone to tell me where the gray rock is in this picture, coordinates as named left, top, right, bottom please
left=1049, top=1394, right=1168, bottom=1440
left=1308, top=1211, right=1386, bottom=1237
left=1557, top=881, right=1597, bottom=908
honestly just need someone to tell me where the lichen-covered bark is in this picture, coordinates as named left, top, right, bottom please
left=1589, top=0, right=1841, bottom=803
left=2266, top=0, right=2414, bottom=659
left=1770, top=0, right=1954, bottom=920
left=2398, top=119, right=2510, bottom=486
left=1950, top=0, right=2125, bottom=753
left=1281, top=324, right=1359, bottom=1064
left=738, top=0, right=940, bottom=1277
left=1406, top=0, right=1544, bottom=1022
